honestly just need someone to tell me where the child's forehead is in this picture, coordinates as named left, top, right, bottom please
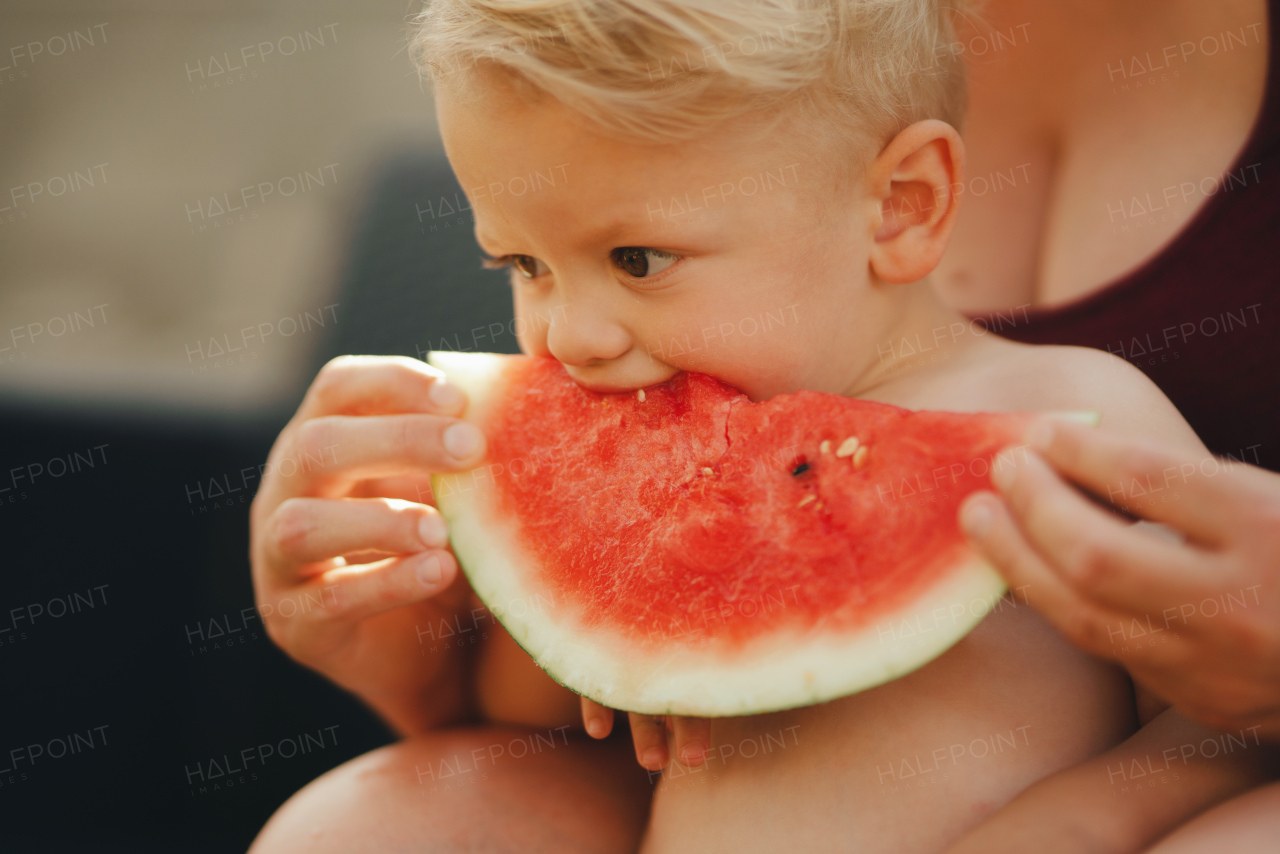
left=440, top=72, right=814, bottom=177
left=443, top=88, right=824, bottom=227
left=471, top=185, right=728, bottom=254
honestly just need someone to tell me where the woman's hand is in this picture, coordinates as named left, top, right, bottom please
left=959, top=418, right=1280, bottom=739
left=249, top=355, right=488, bottom=735
left=580, top=697, right=711, bottom=771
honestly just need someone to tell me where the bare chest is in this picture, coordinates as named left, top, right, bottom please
left=640, top=601, right=1136, bottom=853
left=934, top=0, right=1269, bottom=313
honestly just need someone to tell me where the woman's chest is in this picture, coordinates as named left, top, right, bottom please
left=934, top=0, right=1270, bottom=313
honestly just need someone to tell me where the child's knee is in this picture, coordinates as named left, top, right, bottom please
left=251, top=727, right=648, bottom=854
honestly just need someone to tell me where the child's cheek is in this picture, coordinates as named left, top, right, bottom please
left=510, top=292, right=550, bottom=357
left=513, top=315, right=545, bottom=357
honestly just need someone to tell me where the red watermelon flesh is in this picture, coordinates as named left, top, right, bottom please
left=429, top=351, right=1087, bottom=716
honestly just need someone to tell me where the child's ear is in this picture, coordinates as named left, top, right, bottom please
left=866, top=120, right=964, bottom=284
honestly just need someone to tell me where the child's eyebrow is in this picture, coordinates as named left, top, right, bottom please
left=576, top=215, right=636, bottom=246
left=476, top=218, right=650, bottom=254
left=573, top=214, right=712, bottom=251
left=477, top=212, right=707, bottom=255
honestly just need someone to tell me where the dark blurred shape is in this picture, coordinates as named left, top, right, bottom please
left=323, top=153, right=520, bottom=366
left=0, top=153, right=513, bottom=851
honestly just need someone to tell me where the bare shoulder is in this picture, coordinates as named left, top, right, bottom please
left=979, top=341, right=1206, bottom=453
left=895, top=338, right=1208, bottom=455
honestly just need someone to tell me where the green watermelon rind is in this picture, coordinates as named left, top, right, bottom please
left=427, top=350, right=1096, bottom=717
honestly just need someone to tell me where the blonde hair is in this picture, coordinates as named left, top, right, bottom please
left=410, top=0, right=974, bottom=153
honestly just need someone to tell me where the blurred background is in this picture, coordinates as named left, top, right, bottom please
left=1, top=1, right=517, bottom=849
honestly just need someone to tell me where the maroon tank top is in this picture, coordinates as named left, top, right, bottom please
left=977, top=0, right=1280, bottom=472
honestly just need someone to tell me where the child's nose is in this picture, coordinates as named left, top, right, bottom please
left=544, top=300, right=631, bottom=368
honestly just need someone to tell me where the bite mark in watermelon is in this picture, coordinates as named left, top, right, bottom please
left=429, top=351, right=1097, bottom=716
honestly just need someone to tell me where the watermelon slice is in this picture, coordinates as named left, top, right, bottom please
left=429, top=351, right=1095, bottom=717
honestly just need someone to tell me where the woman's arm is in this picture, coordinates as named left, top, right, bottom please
left=945, top=707, right=1278, bottom=854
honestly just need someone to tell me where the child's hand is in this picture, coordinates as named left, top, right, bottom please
left=581, top=696, right=711, bottom=771
left=249, top=356, right=488, bottom=735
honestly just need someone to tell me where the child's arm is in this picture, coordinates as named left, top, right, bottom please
left=944, top=704, right=1278, bottom=854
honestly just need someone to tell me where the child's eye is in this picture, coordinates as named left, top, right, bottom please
left=481, top=253, right=548, bottom=280
left=611, top=247, right=679, bottom=279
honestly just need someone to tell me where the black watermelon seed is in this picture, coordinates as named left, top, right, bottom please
left=791, top=462, right=810, bottom=476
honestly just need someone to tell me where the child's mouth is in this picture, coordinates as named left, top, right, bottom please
left=560, top=358, right=683, bottom=396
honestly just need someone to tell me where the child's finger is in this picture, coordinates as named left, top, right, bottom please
left=297, top=355, right=467, bottom=421
left=283, top=413, right=487, bottom=498
left=311, top=551, right=459, bottom=624
left=628, top=713, right=669, bottom=771
left=580, top=697, right=615, bottom=739
left=672, top=716, right=711, bottom=767
left=263, top=497, right=449, bottom=577
left=349, top=474, right=436, bottom=504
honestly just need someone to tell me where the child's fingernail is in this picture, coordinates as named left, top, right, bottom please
left=443, top=422, right=481, bottom=459
left=1026, top=420, right=1054, bottom=452
left=960, top=500, right=992, bottom=538
left=418, top=554, right=443, bottom=586
left=642, top=749, right=664, bottom=770
left=586, top=718, right=605, bottom=738
left=419, top=514, right=448, bottom=549
left=429, top=380, right=462, bottom=410
left=681, top=745, right=705, bottom=766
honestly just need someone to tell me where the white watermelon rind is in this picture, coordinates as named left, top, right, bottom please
left=428, top=350, right=1098, bottom=717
